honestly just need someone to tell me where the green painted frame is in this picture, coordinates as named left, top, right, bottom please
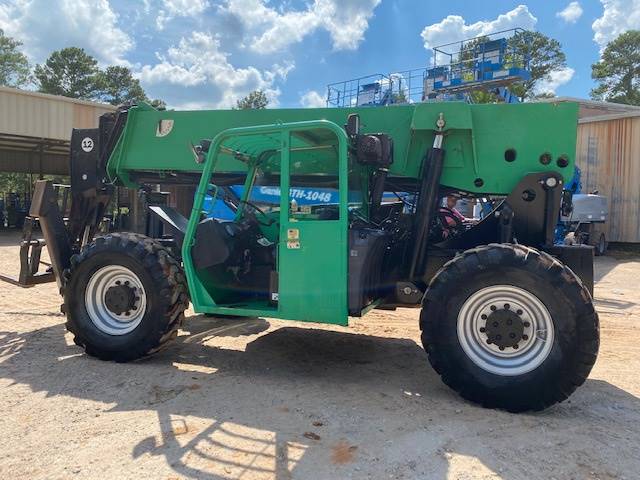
left=181, top=120, right=349, bottom=322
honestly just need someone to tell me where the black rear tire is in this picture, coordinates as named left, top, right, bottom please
left=63, top=233, right=189, bottom=362
left=421, top=243, right=599, bottom=412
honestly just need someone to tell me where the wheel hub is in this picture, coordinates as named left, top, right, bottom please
left=484, top=307, right=525, bottom=349
left=104, top=283, right=137, bottom=316
left=85, top=265, right=147, bottom=335
left=457, top=285, right=555, bottom=376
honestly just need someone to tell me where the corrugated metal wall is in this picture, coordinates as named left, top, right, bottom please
left=0, top=87, right=115, bottom=141
left=576, top=116, right=640, bottom=243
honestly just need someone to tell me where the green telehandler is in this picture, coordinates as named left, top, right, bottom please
left=1, top=101, right=599, bottom=412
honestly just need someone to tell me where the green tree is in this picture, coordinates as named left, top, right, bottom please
left=456, top=32, right=567, bottom=102
left=392, top=90, right=408, bottom=103
left=0, top=29, right=30, bottom=88
left=457, top=36, right=500, bottom=103
left=95, top=66, right=147, bottom=105
left=591, top=30, right=640, bottom=106
left=235, top=90, right=269, bottom=109
left=0, top=173, right=31, bottom=194
left=507, top=31, right=567, bottom=101
left=34, top=47, right=99, bottom=99
left=533, top=91, right=557, bottom=99
left=149, top=98, right=167, bottom=109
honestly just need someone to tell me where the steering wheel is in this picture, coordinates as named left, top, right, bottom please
left=438, top=207, right=464, bottom=229
left=238, top=200, right=275, bottom=226
left=434, top=207, right=466, bottom=240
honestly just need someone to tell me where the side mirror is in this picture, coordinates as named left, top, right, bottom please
left=345, top=114, right=360, bottom=139
left=190, top=139, right=212, bottom=164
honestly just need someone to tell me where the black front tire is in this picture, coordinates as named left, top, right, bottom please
left=63, top=233, right=189, bottom=362
left=421, top=243, right=599, bottom=412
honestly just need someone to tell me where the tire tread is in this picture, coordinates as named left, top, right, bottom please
left=420, top=243, right=599, bottom=412
left=63, top=232, right=189, bottom=362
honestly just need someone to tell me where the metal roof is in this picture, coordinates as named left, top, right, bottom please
left=0, top=86, right=116, bottom=175
left=537, top=96, right=640, bottom=122
left=578, top=110, right=640, bottom=124
left=540, top=96, right=640, bottom=110
left=0, top=85, right=118, bottom=109
left=0, top=86, right=116, bottom=141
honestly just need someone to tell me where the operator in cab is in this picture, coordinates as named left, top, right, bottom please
left=438, top=195, right=476, bottom=239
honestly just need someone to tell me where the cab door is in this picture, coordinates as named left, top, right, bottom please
left=277, top=124, right=349, bottom=325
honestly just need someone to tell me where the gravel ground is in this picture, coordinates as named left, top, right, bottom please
left=1, top=230, right=639, bottom=480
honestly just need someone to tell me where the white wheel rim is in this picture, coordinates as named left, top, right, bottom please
left=457, top=285, right=554, bottom=376
left=84, top=265, right=147, bottom=336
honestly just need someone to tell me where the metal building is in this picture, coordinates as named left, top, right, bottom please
left=539, top=98, right=640, bottom=243
left=0, top=87, right=197, bottom=233
left=0, top=86, right=116, bottom=176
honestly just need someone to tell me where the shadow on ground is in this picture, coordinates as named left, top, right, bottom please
left=1, top=312, right=640, bottom=479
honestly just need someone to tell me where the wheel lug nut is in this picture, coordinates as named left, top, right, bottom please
left=522, top=334, right=528, bottom=340
left=490, top=305, right=497, bottom=311
left=513, top=344, right=519, bottom=349
left=480, top=327, right=486, bottom=333
left=524, top=321, right=531, bottom=327
left=486, top=339, right=492, bottom=344
left=116, top=280, right=121, bottom=285
left=516, top=309, right=523, bottom=315
left=499, top=346, right=505, bottom=351
left=125, top=281, right=130, bottom=286
left=481, top=314, right=487, bottom=320
left=504, top=303, right=510, bottom=310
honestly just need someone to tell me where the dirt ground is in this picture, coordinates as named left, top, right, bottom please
left=1, top=231, right=639, bottom=480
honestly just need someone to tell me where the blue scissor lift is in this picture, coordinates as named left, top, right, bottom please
left=326, top=29, right=531, bottom=107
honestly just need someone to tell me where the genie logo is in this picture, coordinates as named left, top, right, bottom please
left=256, top=186, right=336, bottom=204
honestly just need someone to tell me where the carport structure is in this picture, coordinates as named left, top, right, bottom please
left=0, top=86, right=116, bottom=177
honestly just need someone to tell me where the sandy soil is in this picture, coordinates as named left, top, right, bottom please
left=0, top=230, right=639, bottom=480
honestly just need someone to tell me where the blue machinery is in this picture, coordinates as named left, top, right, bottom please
left=326, top=29, right=531, bottom=107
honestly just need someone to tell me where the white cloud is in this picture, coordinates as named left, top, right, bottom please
left=0, top=0, right=133, bottom=65
left=592, top=0, right=640, bottom=49
left=300, top=90, right=326, bottom=108
left=421, top=5, right=537, bottom=53
left=156, top=0, right=209, bottom=30
left=556, top=2, right=583, bottom=24
left=535, top=67, right=575, bottom=95
left=221, top=0, right=381, bottom=54
left=138, top=31, right=294, bottom=109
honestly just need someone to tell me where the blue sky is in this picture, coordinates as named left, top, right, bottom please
left=1, top=1, right=637, bottom=109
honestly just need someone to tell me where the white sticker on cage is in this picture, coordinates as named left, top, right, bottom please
left=156, top=119, right=174, bottom=137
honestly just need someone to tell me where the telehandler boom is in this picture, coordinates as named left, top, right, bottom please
left=3, top=101, right=598, bottom=412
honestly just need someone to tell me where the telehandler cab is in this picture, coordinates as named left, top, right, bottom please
left=2, top=101, right=599, bottom=412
